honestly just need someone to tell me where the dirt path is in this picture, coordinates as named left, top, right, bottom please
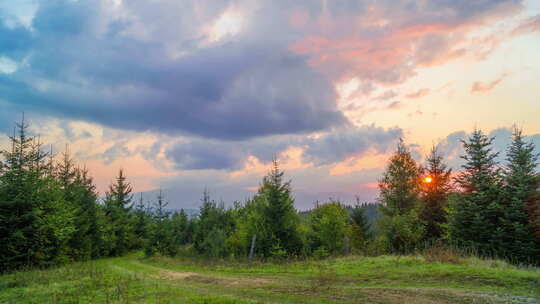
left=110, top=256, right=540, bottom=304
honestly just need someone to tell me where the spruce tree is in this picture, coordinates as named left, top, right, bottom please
left=448, top=129, right=504, bottom=256
left=171, top=209, right=191, bottom=246
left=501, top=127, right=540, bottom=264
left=0, top=118, right=75, bottom=270
left=350, top=202, right=372, bottom=250
left=258, top=159, right=303, bottom=257
left=133, top=193, right=150, bottom=249
left=419, top=147, right=452, bottom=240
left=103, top=169, right=134, bottom=256
left=145, top=190, right=177, bottom=257
left=193, top=190, right=235, bottom=257
left=67, top=166, right=101, bottom=260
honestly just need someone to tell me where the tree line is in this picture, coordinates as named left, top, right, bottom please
left=0, top=118, right=538, bottom=272
left=378, top=129, right=540, bottom=264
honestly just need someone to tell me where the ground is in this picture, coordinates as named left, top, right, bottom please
left=1, top=253, right=539, bottom=303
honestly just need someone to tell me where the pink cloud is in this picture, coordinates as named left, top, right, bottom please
left=471, top=73, right=509, bottom=94
left=288, top=1, right=524, bottom=88
left=386, top=101, right=403, bottom=110
left=405, top=88, right=430, bottom=99
left=512, top=15, right=540, bottom=36
left=372, top=90, right=398, bottom=101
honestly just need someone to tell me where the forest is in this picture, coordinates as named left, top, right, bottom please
left=0, top=118, right=539, bottom=273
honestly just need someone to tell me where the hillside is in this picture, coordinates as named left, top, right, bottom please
left=1, top=253, right=539, bottom=304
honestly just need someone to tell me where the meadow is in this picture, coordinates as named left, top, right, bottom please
left=1, top=251, right=539, bottom=304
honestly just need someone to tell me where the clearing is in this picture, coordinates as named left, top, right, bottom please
left=1, top=253, right=539, bottom=303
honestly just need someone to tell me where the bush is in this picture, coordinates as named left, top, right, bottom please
left=308, top=201, right=351, bottom=255
left=378, top=211, right=425, bottom=254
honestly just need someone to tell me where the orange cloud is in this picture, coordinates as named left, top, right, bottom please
left=512, top=15, right=540, bottom=36
left=471, top=73, right=509, bottom=94
left=405, top=88, right=430, bottom=99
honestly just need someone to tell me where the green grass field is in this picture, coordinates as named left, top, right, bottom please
left=1, top=252, right=539, bottom=304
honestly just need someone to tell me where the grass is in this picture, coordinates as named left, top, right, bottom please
left=1, top=252, right=539, bottom=304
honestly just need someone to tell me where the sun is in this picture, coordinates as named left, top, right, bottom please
left=423, top=176, right=433, bottom=183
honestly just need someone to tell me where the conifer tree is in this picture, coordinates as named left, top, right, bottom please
left=350, top=201, right=372, bottom=250
left=103, top=169, right=134, bottom=256
left=67, top=166, right=101, bottom=260
left=419, top=147, right=452, bottom=240
left=501, top=127, right=540, bottom=263
left=258, top=159, right=303, bottom=257
left=0, top=118, right=75, bottom=270
left=145, top=190, right=177, bottom=256
left=133, top=193, right=150, bottom=249
left=525, top=175, right=540, bottom=242
left=193, top=190, right=235, bottom=257
left=448, top=129, right=504, bottom=255
left=171, top=209, right=191, bottom=246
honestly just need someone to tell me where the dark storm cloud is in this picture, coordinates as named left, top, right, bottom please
left=0, top=0, right=347, bottom=140
left=302, top=126, right=403, bottom=166
left=0, top=0, right=530, bottom=141
left=164, top=125, right=402, bottom=170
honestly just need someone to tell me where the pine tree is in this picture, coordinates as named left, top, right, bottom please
left=501, top=127, right=540, bottom=264
left=133, top=193, right=150, bottom=249
left=0, top=117, right=75, bottom=270
left=350, top=201, right=372, bottom=250
left=525, top=175, right=540, bottom=242
left=67, top=166, right=101, bottom=260
left=103, top=169, right=134, bottom=256
left=258, top=159, right=303, bottom=257
left=171, top=209, right=191, bottom=246
left=193, top=189, right=235, bottom=257
left=448, top=129, right=504, bottom=256
left=145, top=190, right=177, bottom=257
left=419, top=146, right=452, bottom=240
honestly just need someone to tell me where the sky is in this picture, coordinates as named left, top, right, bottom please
left=0, top=0, right=539, bottom=210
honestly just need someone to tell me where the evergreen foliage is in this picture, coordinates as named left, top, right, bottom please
left=349, top=201, right=373, bottom=250
left=499, top=127, right=540, bottom=263
left=193, top=190, right=235, bottom=258
left=102, top=169, right=135, bottom=256
left=448, top=129, right=504, bottom=256
left=419, top=147, right=452, bottom=240
left=144, top=190, right=177, bottom=257
left=1, top=117, right=539, bottom=269
left=253, top=160, right=303, bottom=257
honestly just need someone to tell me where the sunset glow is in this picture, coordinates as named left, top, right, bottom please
left=0, top=0, right=539, bottom=209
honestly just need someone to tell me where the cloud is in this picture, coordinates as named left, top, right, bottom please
left=372, top=90, right=398, bottom=101
left=162, top=124, right=402, bottom=170
left=471, top=73, right=509, bottom=93
left=405, top=88, right=430, bottom=99
left=436, top=127, right=540, bottom=170
left=386, top=101, right=403, bottom=110
left=154, top=164, right=385, bottom=210
left=0, top=0, right=532, bottom=142
left=289, top=0, right=524, bottom=85
left=512, top=14, right=540, bottom=35
left=301, top=125, right=403, bottom=166
left=0, top=0, right=348, bottom=140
